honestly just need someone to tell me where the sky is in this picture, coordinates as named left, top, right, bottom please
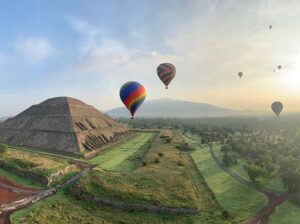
left=1, top=0, right=300, bottom=116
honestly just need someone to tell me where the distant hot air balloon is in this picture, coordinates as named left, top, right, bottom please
left=119, top=81, right=146, bottom=119
left=269, top=25, right=272, bottom=29
left=271, top=101, right=283, bottom=116
left=157, top=63, right=176, bottom=89
left=277, top=65, right=282, bottom=70
left=238, top=72, right=243, bottom=78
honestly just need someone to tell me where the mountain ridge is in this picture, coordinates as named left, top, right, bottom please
left=106, top=98, right=267, bottom=118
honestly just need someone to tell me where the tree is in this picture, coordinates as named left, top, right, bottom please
left=201, top=138, right=208, bottom=145
left=222, top=151, right=238, bottom=167
left=244, top=164, right=264, bottom=183
left=220, top=144, right=232, bottom=153
left=281, top=171, right=300, bottom=193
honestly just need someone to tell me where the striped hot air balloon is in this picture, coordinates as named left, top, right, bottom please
left=119, top=81, right=146, bottom=119
left=157, top=63, right=176, bottom=89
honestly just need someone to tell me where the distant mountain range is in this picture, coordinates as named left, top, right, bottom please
left=0, top=116, right=10, bottom=122
left=106, top=98, right=267, bottom=118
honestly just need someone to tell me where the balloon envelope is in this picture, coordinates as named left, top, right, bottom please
left=269, top=25, right=272, bottom=29
left=277, top=65, right=282, bottom=70
left=271, top=101, right=283, bottom=116
left=238, top=72, right=243, bottom=78
left=119, top=81, right=146, bottom=119
left=157, top=63, right=176, bottom=89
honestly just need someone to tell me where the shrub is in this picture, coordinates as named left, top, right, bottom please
left=142, top=161, right=147, bottom=166
left=222, top=210, right=230, bottom=219
left=165, top=138, right=172, bottom=143
left=158, top=152, right=164, bottom=157
left=177, top=160, right=184, bottom=166
left=154, top=158, right=160, bottom=163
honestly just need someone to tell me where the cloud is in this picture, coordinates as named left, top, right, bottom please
left=14, top=37, right=54, bottom=62
left=68, top=17, right=176, bottom=78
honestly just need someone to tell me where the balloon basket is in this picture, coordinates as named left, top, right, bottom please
left=165, top=86, right=168, bottom=89
left=131, top=116, right=134, bottom=120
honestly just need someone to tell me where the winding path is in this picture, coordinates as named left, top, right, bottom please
left=209, top=144, right=287, bottom=224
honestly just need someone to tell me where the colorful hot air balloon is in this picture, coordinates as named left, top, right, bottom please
left=271, top=101, right=283, bottom=116
left=157, top=63, right=176, bottom=89
left=119, top=81, right=146, bottom=119
left=238, top=72, right=243, bottom=78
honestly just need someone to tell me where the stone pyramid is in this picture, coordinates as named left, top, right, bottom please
left=0, top=97, right=128, bottom=155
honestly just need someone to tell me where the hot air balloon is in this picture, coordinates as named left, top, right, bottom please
left=119, top=81, right=146, bottom=119
left=277, top=65, right=282, bottom=70
left=271, top=101, right=283, bottom=116
left=269, top=25, right=272, bottom=29
left=157, top=63, right=176, bottom=89
left=238, top=72, right=243, bottom=78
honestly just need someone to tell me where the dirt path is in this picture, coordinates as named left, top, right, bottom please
left=0, top=177, right=39, bottom=224
left=0, top=160, right=94, bottom=224
left=209, top=144, right=287, bottom=224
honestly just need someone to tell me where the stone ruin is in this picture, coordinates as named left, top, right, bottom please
left=0, top=97, right=128, bottom=155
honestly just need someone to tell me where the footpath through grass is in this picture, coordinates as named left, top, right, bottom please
left=185, top=133, right=267, bottom=223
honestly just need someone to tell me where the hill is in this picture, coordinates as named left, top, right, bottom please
left=106, top=98, right=265, bottom=118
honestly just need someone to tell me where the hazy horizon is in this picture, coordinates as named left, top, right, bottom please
left=1, top=0, right=300, bottom=116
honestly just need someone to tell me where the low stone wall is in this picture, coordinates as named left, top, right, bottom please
left=71, top=189, right=199, bottom=215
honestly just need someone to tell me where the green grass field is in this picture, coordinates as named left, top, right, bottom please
left=213, top=144, right=285, bottom=192
left=90, top=132, right=155, bottom=171
left=268, top=200, right=300, bottom=224
left=11, top=130, right=232, bottom=224
left=185, top=134, right=267, bottom=223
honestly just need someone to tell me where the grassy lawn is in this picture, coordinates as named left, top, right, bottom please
left=185, top=134, right=267, bottom=223
left=268, top=200, right=300, bottom=224
left=213, top=143, right=285, bottom=192
left=90, top=132, right=156, bottom=171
